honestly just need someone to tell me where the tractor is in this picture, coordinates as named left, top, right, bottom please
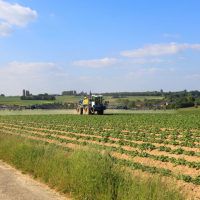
left=77, top=95, right=107, bottom=115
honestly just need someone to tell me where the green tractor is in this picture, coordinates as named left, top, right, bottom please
left=77, top=95, right=107, bottom=115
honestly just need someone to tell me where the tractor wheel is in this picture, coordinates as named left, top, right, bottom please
left=87, top=107, right=91, bottom=115
left=80, top=108, right=83, bottom=115
left=78, top=107, right=83, bottom=115
left=90, top=107, right=95, bottom=115
left=84, top=107, right=90, bottom=115
left=97, top=110, right=104, bottom=115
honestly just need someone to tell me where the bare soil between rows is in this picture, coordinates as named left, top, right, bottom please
left=1, top=131, right=200, bottom=200
left=1, top=123, right=200, bottom=157
left=1, top=127, right=200, bottom=178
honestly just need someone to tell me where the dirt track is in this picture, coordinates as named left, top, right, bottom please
left=0, top=161, right=69, bottom=200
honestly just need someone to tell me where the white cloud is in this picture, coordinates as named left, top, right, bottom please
left=2, top=61, right=57, bottom=75
left=129, top=58, right=164, bottom=64
left=72, top=57, right=118, bottom=68
left=0, top=0, right=37, bottom=36
left=126, top=67, right=176, bottom=80
left=0, top=61, right=68, bottom=95
left=121, top=43, right=200, bottom=58
left=127, top=68, right=161, bottom=78
left=163, top=33, right=180, bottom=39
left=185, top=74, right=200, bottom=79
left=0, top=22, right=12, bottom=36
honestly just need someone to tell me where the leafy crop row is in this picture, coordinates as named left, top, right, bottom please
left=0, top=112, right=199, bottom=187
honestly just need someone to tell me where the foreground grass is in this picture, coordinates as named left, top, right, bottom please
left=0, top=133, right=183, bottom=200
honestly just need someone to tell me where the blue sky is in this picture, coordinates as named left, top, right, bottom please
left=0, top=0, right=200, bottom=95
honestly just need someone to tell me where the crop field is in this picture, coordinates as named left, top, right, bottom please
left=105, top=95, right=164, bottom=105
left=0, top=96, right=54, bottom=106
left=0, top=111, right=200, bottom=199
left=0, top=109, right=175, bottom=116
left=0, top=95, right=163, bottom=106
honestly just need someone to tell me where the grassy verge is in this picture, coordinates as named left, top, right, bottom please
left=0, top=133, right=183, bottom=200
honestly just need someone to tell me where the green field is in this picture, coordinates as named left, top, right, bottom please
left=0, top=95, right=81, bottom=106
left=0, top=109, right=175, bottom=116
left=0, top=134, right=183, bottom=200
left=55, top=95, right=81, bottom=103
left=0, top=96, right=54, bottom=106
left=0, top=110, right=200, bottom=199
left=0, top=109, right=76, bottom=115
left=0, top=95, right=164, bottom=106
left=105, top=95, right=164, bottom=105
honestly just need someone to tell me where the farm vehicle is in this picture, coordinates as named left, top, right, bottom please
left=77, top=95, right=107, bottom=115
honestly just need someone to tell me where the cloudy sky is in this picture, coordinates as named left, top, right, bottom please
left=0, top=0, right=200, bottom=95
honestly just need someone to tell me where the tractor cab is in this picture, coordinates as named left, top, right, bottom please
left=91, top=95, right=103, bottom=106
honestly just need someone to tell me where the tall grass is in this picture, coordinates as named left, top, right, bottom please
left=0, top=133, right=183, bottom=200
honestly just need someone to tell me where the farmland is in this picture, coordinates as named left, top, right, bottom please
left=0, top=96, right=54, bottom=106
left=0, top=108, right=175, bottom=116
left=0, top=95, right=163, bottom=106
left=0, top=111, right=200, bottom=199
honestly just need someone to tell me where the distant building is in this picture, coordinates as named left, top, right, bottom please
left=26, top=90, right=30, bottom=96
left=22, top=89, right=32, bottom=98
left=62, top=90, right=77, bottom=96
left=21, top=90, right=55, bottom=101
left=23, top=89, right=26, bottom=97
